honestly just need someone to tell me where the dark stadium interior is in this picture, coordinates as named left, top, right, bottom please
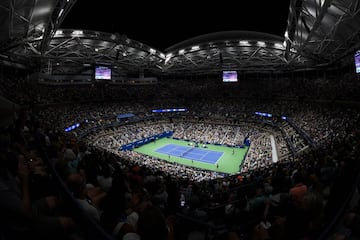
left=1, top=1, right=360, bottom=240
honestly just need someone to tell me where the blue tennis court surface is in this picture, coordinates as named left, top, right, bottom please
left=155, top=144, right=223, bottom=164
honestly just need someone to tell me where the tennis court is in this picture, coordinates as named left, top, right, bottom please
left=134, top=137, right=248, bottom=174
left=155, top=144, right=223, bottom=164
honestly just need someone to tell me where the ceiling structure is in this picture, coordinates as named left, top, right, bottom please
left=285, top=0, right=360, bottom=66
left=0, top=0, right=359, bottom=77
left=0, top=0, right=75, bottom=67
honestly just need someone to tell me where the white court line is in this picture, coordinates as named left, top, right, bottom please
left=204, top=152, right=224, bottom=165
left=157, top=144, right=178, bottom=154
left=186, top=151, right=203, bottom=156
left=200, top=151, right=210, bottom=160
left=166, top=145, right=186, bottom=154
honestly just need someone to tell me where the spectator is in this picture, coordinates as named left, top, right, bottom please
left=66, top=172, right=106, bottom=222
left=0, top=153, right=75, bottom=240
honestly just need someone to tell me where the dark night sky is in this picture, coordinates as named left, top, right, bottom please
left=60, top=1, right=291, bottom=51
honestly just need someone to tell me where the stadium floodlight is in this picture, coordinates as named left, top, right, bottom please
left=191, top=46, right=200, bottom=51
left=149, top=48, right=156, bottom=54
left=239, top=40, right=249, bottom=46
left=55, top=30, right=63, bottom=36
left=72, top=30, right=83, bottom=36
left=257, top=41, right=266, bottom=47
left=274, top=43, right=284, bottom=49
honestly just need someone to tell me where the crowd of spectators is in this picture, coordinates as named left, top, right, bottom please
left=13, top=99, right=358, bottom=239
left=2, top=67, right=360, bottom=106
left=1, top=67, right=360, bottom=239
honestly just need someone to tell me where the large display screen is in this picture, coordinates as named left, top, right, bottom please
left=355, top=51, right=360, bottom=73
left=222, top=70, right=238, bottom=82
left=95, top=65, right=111, bottom=80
